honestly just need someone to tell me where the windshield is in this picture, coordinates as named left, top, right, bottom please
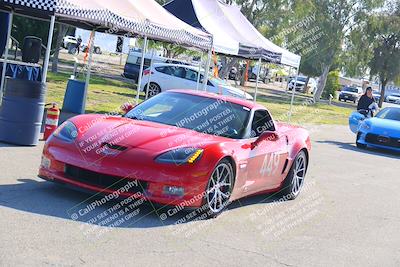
left=343, top=87, right=358, bottom=93
left=391, top=94, right=400, bottom=97
left=291, top=77, right=307, bottom=82
left=126, top=92, right=250, bottom=139
left=376, top=108, right=400, bottom=121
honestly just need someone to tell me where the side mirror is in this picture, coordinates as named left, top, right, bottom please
left=252, top=131, right=279, bottom=149
left=121, top=102, right=135, bottom=114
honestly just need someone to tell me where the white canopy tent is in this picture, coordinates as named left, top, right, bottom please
left=165, top=0, right=301, bottom=68
left=165, top=0, right=301, bottom=119
left=0, top=0, right=213, bottom=109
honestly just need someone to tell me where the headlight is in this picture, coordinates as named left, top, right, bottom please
left=155, top=147, right=203, bottom=165
left=53, top=121, right=78, bottom=142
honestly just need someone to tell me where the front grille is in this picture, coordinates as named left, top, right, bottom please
left=365, top=133, right=400, bottom=148
left=64, top=165, right=147, bottom=193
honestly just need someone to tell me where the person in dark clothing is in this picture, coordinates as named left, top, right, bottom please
left=76, top=36, right=82, bottom=55
left=357, top=87, right=377, bottom=117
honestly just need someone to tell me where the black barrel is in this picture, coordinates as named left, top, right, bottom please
left=0, top=78, right=46, bottom=146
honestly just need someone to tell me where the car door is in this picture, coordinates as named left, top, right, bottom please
left=244, top=110, right=289, bottom=193
left=153, top=66, right=175, bottom=90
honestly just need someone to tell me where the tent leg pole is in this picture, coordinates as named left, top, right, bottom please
left=254, top=58, right=262, bottom=103
left=82, top=30, right=96, bottom=114
left=202, top=49, right=212, bottom=91
left=145, top=51, right=155, bottom=100
left=42, top=15, right=55, bottom=83
left=196, top=53, right=203, bottom=91
left=0, top=11, right=13, bottom=103
left=288, top=67, right=298, bottom=122
left=135, top=36, right=148, bottom=105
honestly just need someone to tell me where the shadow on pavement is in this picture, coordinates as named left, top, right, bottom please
left=316, top=140, right=400, bottom=159
left=0, top=178, right=281, bottom=230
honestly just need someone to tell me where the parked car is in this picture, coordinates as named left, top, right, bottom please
left=139, top=63, right=253, bottom=100
left=123, top=49, right=187, bottom=81
left=62, top=35, right=77, bottom=49
left=349, top=107, right=400, bottom=152
left=385, top=93, right=400, bottom=104
left=373, top=90, right=382, bottom=103
left=246, top=65, right=268, bottom=83
left=338, top=86, right=363, bottom=103
left=288, top=76, right=317, bottom=94
left=39, top=90, right=311, bottom=217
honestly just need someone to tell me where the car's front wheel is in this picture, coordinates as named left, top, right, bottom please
left=356, top=133, right=367, bottom=149
left=278, top=150, right=308, bottom=200
left=203, top=159, right=234, bottom=218
left=145, top=83, right=161, bottom=98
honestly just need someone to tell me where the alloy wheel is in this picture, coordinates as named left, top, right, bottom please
left=291, top=152, right=306, bottom=196
left=206, top=162, right=233, bottom=213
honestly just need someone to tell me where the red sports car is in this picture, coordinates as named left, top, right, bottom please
left=39, top=90, right=311, bottom=217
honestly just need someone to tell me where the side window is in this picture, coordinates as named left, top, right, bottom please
left=251, top=110, right=275, bottom=137
left=136, top=58, right=151, bottom=67
left=184, top=69, right=198, bottom=81
left=172, top=67, right=186, bottom=78
left=155, top=66, right=171, bottom=75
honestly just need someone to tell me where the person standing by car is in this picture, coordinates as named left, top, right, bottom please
left=357, top=87, right=378, bottom=117
left=76, top=36, right=82, bottom=55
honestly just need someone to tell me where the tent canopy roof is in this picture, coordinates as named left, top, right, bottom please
left=165, top=0, right=301, bottom=68
left=0, top=0, right=212, bottom=51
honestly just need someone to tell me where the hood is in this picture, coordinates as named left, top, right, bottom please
left=367, top=117, right=400, bottom=137
left=71, top=115, right=225, bottom=154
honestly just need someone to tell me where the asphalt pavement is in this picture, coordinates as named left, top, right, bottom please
left=0, top=124, right=399, bottom=266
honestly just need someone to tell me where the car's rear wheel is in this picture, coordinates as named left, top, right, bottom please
left=203, top=159, right=234, bottom=218
left=145, top=83, right=161, bottom=98
left=278, top=150, right=308, bottom=200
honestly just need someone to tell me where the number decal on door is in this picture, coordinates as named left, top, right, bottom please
left=260, top=153, right=280, bottom=177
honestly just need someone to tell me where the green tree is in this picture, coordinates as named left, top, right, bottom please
left=288, top=0, right=384, bottom=102
left=368, top=1, right=400, bottom=107
left=323, top=70, right=340, bottom=100
left=341, top=27, right=373, bottom=78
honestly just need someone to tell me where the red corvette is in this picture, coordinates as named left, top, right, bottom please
left=39, top=90, right=311, bottom=217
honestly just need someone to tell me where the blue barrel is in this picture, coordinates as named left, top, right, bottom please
left=0, top=78, right=46, bottom=146
left=0, top=12, right=9, bottom=57
left=62, top=79, right=85, bottom=114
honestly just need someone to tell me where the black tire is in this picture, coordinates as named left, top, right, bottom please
left=278, top=150, right=308, bottom=200
left=356, top=133, right=367, bottom=149
left=145, top=83, right=161, bottom=98
left=202, top=159, right=235, bottom=218
left=95, top=47, right=101, bottom=54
